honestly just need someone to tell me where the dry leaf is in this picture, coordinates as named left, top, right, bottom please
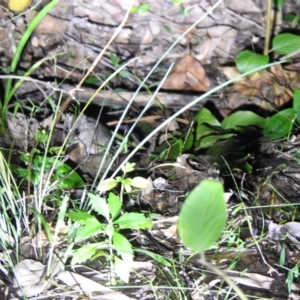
left=162, top=54, right=210, bottom=91
left=221, top=64, right=300, bottom=112
left=56, top=271, right=133, bottom=299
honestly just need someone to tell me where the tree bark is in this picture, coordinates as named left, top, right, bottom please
left=0, top=0, right=267, bottom=109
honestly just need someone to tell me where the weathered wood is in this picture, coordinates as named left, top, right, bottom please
left=0, top=0, right=266, bottom=107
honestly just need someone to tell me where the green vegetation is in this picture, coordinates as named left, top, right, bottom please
left=2, top=0, right=300, bottom=298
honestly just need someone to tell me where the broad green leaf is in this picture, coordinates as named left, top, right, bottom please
left=97, top=178, right=118, bottom=192
left=56, top=165, right=84, bottom=189
left=236, top=50, right=269, bottom=73
left=67, top=211, right=94, bottom=223
left=88, top=193, right=110, bottom=221
left=221, top=111, right=266, bottom=130
left=178, top=180, right=227, bottom=253
left=130, top=177, right=151, bottom=189
left=195, top=123, right=220, bottom=141
left=272, top=33, right=300, bottom=55
left=75, top=218, right=105, bottom=241
left=107, top=192, right=122, bottom=220
left=194, top=107, right=221, bottom=127
left=165, top=137, right=183, bottom=160
left=195, top=133, right=235, bottom=150
left=71, top=242, right=106, bottom=265
left=263, top=108, right=295, bottom=139
left=182, top=129, right=194, bottom=151
left=113, top=232, right=133, bottom=260
left=114, top=212, right=152, bottom=230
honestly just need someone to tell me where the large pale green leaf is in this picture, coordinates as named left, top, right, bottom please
left=178, top=180, right=227, bottom=253
left=236, top=50, right=269, bottom=73
left=130, top=176, right=151, bottom=189
left=272, top=33, right=300, bottom=55
left=194, top=107, right=221, bottom=127
left=221, top=111, right=266, bottom=130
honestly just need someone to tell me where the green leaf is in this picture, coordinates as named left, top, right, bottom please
left=272, top=0, right=284, bottom=10
left=263, top=108, right=295, bottom=139
left=272, top=33, right=300, bottom=55
left=167, top=137, right=183, bottom=160
left=221, top=111, right=266, bottom=130
left=195, top=124, right=220, bottom=141
left=71, top=242, right=106, bottom=265
left=178, top=179, right=227, bottom=253
left=121, top=162, right=135, bottom=174
left=194, top=107, right=221, bottom=127
left=114, top=213, right=152, bottom=230
left=236, top=50, right=269, bottom=74
left=56, top=163, right=84, bottom=189
left=113, top=232, right=133, bottom=260
left=107, top=192, right=122, bottom=220
left=196, top=133, right=235, bottom=149
left=163, top=25, right=172, bottom=33
left=283, top=13, right=300, bottom=28
left=84, top=76, right=100, bottom=84
left=88, top=193, right=110, bottom=221
left=75, top=218, right=105, bottom=241
left=182, top=130, right=194, bottom=151
left=35, top=129, right=49, bottom=143
left=97, top=178, right=118, bottom=192
left=293, top=88, right=300, bottom=123
left=139, top=3, right=150, bottom=13
left=130, top=177, right=151, bottom=189
left=68, top=211, right=94, bottom=223
left=287, top=269, right=294, bottom=293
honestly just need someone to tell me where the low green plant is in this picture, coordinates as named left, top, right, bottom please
left=98, top=162, right=151, bottom=201
left=262, top=88, right=300, bottom=139
left=68, top=189, right=152, bottom=283
left=12, top=153, right=84, bottom=190
left=236, top=33, right=300, bottom=74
